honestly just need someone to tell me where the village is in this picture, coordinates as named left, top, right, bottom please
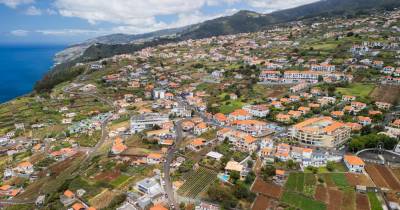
left=0, top=7, right=399, bottom=210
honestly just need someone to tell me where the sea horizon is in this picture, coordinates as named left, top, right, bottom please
left=0, top=44, right=66, bottom=103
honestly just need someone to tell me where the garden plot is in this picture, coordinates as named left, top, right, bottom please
left=177, top=167, right=217, bottom=198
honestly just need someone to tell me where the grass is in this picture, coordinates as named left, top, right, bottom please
left=336, top=83, right=375, bottom=99
left=368, top=192, right=383, bottom=210
left=330, top=173, right=350, bottom=189
left=219, top=100, right=244, bottom=114
left=110, top=174, right=130, bottom=187
left=281, top=191, right=326, bottom=210
left=285, top=173, right=316, bottom=197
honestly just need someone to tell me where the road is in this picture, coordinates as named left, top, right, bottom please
left=62, top=87, right=117, bottom=173
left=163, top=120, right=183, bottom=210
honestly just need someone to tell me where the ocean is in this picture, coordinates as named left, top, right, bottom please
left=0, top=44, right=66, bottom=103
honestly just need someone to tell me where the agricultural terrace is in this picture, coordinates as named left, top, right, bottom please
left=178, top=167, right=217, bottom=198
left=282, top=172, right=378, bottom=210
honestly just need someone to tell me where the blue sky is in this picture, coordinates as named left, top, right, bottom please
left=0, top=0, right=319, bottom=45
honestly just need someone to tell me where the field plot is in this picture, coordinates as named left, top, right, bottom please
left=281, top=191, right=326, bottom=210
left=356, top=193, right=370, bottom=210
left=284, top=172, right=317, bottom=196
left=345, top=173, right=375, bottom=187
left=251, top=178, right=283, bottom=199
left=252, top=195, right=271, bottom=210
left=367, top=192, right=383, bottom=210
left=374, top=165, right=400, bottom=190
left=328, top=189, right=343, bottom=210
left=342, top=189, right=356, bottom=210
left=330, top=173, right=350, bottom=189
left=177, top=167, right=217, bottom=198
left=314, top=186, right=328, bottom=203
left=365, top=164, right=400, bottom=190
left=370, top=85, right=400, bottom=104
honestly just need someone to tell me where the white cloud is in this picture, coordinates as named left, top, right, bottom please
left=245, top=0, right=320, bottom=12
left=36, top=29, right=101, bottom=36
left=0, top=0, right=34, bottom=8
left=52, top=0, right=248, bottom=34
left=10, top=29, right=29, bottom=36
left=25, top=5, right=41, bottom=15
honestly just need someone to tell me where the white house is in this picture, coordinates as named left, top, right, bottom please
left=344, top=155, right=365, bottom=173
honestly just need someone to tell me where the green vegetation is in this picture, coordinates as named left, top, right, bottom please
left=368, top=192, right=383, bottom=210
left=110, top=174, right=130, bottom=187
left=330, top=173, right=350, bottom=189
left=335, top=83, right=375, bottom=99
left=281, top=191, right=326, bottom=210
left=219, top=100, right=244, bottom=114
left=349, top=133, right=398, bottom=152
left=178, top=167, right=217, bottom=198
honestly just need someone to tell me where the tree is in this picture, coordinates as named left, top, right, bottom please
left=326, top=161, right=335, bottom=172
left=261, top=164, right=276, bottom=181
left=245, top=171, right=256, bottom=185
left=230, top=171, right=240, bottom=183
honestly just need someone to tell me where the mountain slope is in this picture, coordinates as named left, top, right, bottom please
left=35, top=0, right=400, bottom=92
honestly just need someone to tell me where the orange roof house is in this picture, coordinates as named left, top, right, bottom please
left=344, top=155, right=365, bottom=166
left=64, top=190, right=75, bottom=198
left=150, top=204, right=168, bottom=210
left=72, top=203, right=85, bottom=210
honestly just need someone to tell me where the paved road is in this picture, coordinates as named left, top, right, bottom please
left=163, top=120, right=183, bottom=210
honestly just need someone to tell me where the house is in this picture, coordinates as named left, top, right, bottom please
left=219, top=128, right=258, bottom=152
left=15, top=161, right=34, bottom=175
left=276, top=113, right=291, bottom=123
left=342, top=95, right=356, bottom=102
left=225, top=161, right=246, bottom=179
left=376, top=101, right=392, bottom=110
left=214, top=113, right=228, bottom=125
left=229, top=109, right=252, bottom=121
left=382, top=66, right=395, bottom=74
left=150, top=204, right=168, bottom=210
left=271, top=101, right=283, bottom=109
left=182, top=120, right=195, bottom=131
left=298, top=107, right=311, bottom=115
left=345, top=122, right=363, bottom=132
left=188, top=138, right=207, bottom=151
left=331, top=111, right=344, bottom=118
left=358, top=116, right=372, bottom=126
left=146, top=153, right=164, bottom=165
left=194, top=122, right=209, bottom=135
left=231, top=120, right=269, bottom=137
left=136, top=177, right=163, bottom=197
left=344, top=155, right=365, bottom=173
left=71, top=203, right=85, bottom=210
left=275, top=143, right=290, bottom=161
left=243, top=105, right=270, bottom=118
left=288, top=110, right=302, bottom=119
left=195, top=202, right=220, bottom=210
left=111, top=137, right=128, bottom=155
left=206, top=151, right=223, bottom=161
left=60, top=190, right=76, bottom=206
left=351, top=102, right=367, bottom=113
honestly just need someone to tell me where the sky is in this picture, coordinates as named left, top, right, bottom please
left=0, top=0, right=319, bottom=45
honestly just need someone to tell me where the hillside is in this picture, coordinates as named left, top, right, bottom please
left=35, top=0, right=400, bottom=92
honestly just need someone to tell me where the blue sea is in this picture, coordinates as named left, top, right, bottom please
left=0, top=44, right=66, bottom=103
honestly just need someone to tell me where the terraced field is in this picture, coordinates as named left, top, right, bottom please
left=177, top=167, right=217, bottom=198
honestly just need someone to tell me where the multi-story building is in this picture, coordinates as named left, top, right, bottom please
left=131, top=113, right=169, bottom=133
left=290, top=117, right=351, bottom=149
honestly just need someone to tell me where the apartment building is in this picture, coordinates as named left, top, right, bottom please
left=290, top=117, right=351, bottom=149
left=131, top=113, right=170, bottom=133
